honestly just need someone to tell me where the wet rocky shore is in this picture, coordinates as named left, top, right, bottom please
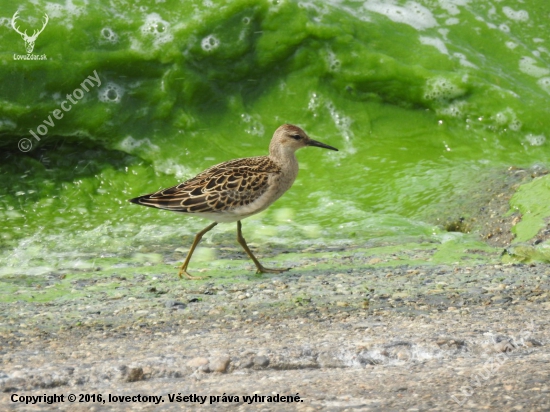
left=1, top=253, right=549, bottom=410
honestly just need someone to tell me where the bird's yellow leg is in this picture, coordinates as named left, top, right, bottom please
left=236, top=220, right=290, bottom=274
left=178, top=222, right=218, bottom=280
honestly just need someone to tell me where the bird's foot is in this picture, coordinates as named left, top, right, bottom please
left=178, top=268, right=207, bottom=280
left=256, top=266, right=291, bottom=274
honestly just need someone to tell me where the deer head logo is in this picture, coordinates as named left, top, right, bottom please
left=11, top=11, right=49, bottom=54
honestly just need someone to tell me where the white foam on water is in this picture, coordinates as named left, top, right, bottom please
left=308, top=92, right=320, bottom=115
left=537, top=77, right=550, bottom=94
left=298, top=0, right=330, bottom=22
left=98, top=82, right=125, bottom=103
left=325, top=0, right=372, bottom=22
left=537, top=46, right=549, bottom=56
left=306, top=92, right=353, bottom=152
left=100, top=27, right=118, bottom=44
left=424, top=77, right=465, bottom=101
left=117, top=135, right=160, bottom=154
left=325, top=100, right=354, bottom=143
left=438, top=0, right=470, bottom=16
left=363, top=0, right=437, bottom=30
left=201, top=34, right=220, bottom=52
left=509, top=119, right=522, bottom=131
left=445, top=17, right=459, bottom=25
left=154, top=159, right=193, bottom=181
left=437, top=101, right=466, bottom=118
left=65, top=0, right=88, bottom=16
left=502, top=6, right=529, bottom=22
left=519, top=56, right=550, bottom=78
left=240, top=113, right=265, bottom=137
left=488, top=107, right=523, bottom=132
left=506, top=41, right=518, bottom=50
left=325, top=49, right=342, bottom=71
left=140, top=13, right=173, bottom=48
left=43, top=0, right=87, bottom=19
left=269, top=0, right=284, bottom=11
left=239, top=16, right=252, bottom=41
left=43, top=0, right=87, bottom=29
left=499, top=24, right=510, bottom=33
left=0, top=17, right=12, bottom=28
left=492, top=111, right=508, bottom=125
left=453, top=52, right=477, bottom=68
left=498, top=108, right=522, bottom=131
left=419, top=36, right=449, bottom=55
left=525, top=134, right=546, bottom=146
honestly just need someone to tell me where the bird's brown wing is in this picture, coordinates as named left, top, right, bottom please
left=129, top=156, right=281, bottom=213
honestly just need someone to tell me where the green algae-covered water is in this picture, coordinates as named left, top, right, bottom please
left=1, top=0, right=549, bottom=281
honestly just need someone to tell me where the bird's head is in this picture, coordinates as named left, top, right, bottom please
left=270, top=124, right=338, bottom=156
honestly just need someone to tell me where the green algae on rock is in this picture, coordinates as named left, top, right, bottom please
left=1, top=0, right=550, bottom=278
left=510, top=174, right=550, bottom=244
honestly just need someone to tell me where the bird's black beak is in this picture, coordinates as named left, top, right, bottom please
left=307, top=139, right=338, bottom=151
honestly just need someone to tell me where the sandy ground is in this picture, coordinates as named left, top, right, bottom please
left=1, top=259, right=549, bottom=411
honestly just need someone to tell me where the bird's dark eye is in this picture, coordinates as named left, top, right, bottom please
left=291, top=134, right=301, bottom=140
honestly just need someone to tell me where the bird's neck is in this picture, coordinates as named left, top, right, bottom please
left=269, top=145, right=299, bottom=177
